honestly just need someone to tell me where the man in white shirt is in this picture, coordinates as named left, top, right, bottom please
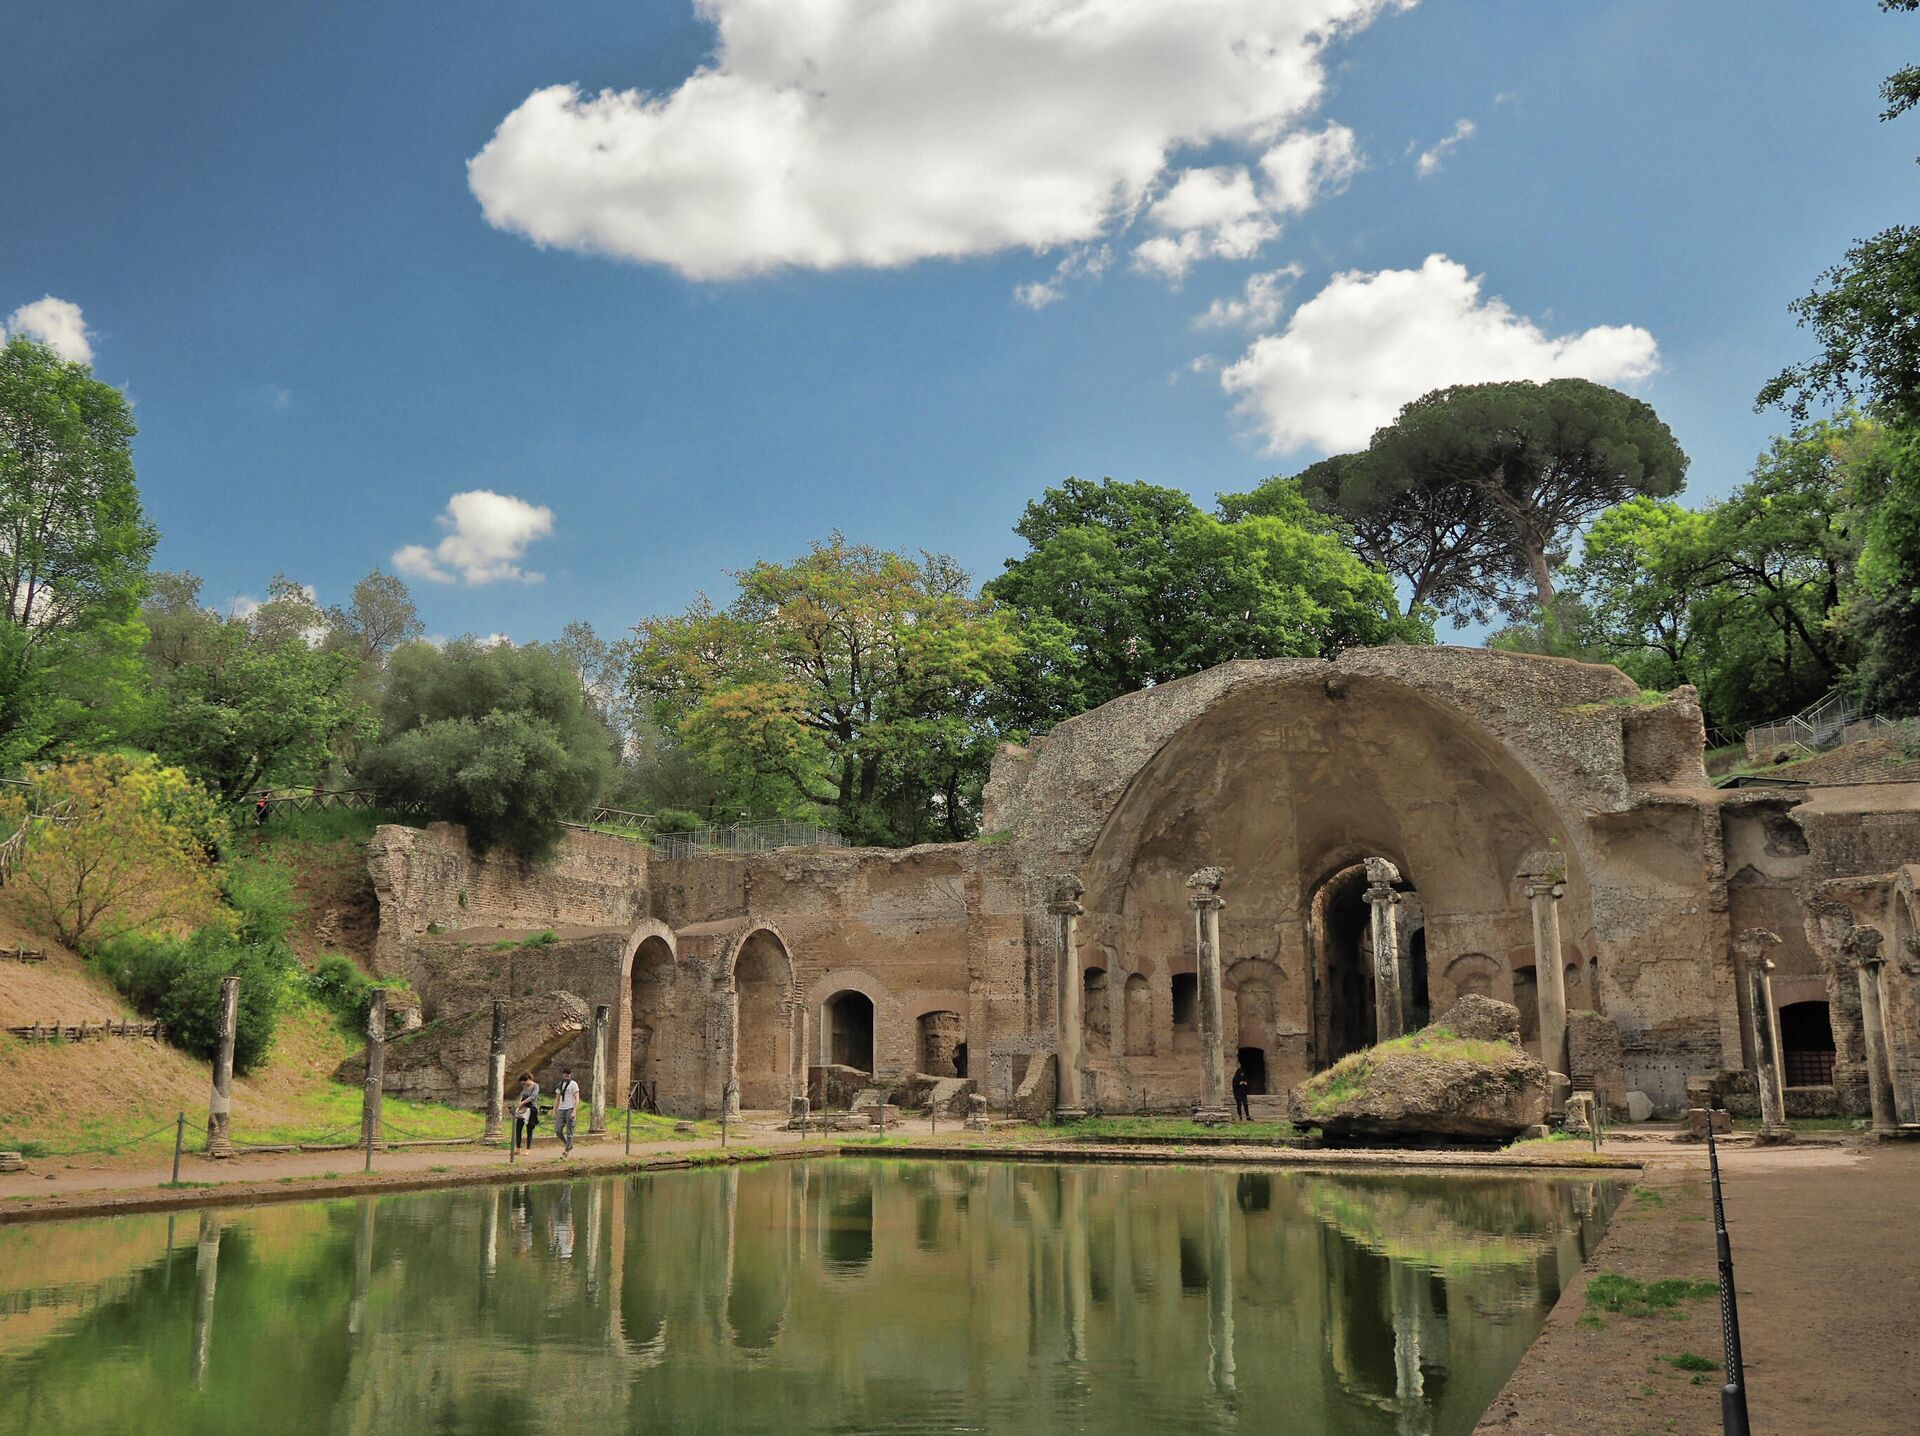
left=553, top=1068, right=581, bottom=1155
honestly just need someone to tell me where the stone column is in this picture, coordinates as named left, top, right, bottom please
left=1519, top=851, right=1570, bottom=1115
left=1364, top=857, right=1406, bottom=1043
left=1735, top=929, right=1790, bottom=1140
left=361, top=990, right=386, bottom=1157
left=789, top=995, right=811, bottom=1126
left=1050, top=875, right=1087, bottom=1119
left=589, top=1003, right=610, bottom=1135
left=1845, top=926, right=1899, bottom=1134
left=1188, top=867, right=1231, bottom=1121
left=205, top=975, right=239, bottom=1157
left=483, top=1000, right=507, bottom=1144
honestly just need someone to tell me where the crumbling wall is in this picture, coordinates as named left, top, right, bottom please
left=365, top=822, right=649, bottom=970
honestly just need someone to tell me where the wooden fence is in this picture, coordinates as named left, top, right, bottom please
left=5, top=1020, right=164, bottom=1043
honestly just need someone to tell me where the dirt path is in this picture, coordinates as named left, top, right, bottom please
left=1478, top=1138, right=1920, bottom=1435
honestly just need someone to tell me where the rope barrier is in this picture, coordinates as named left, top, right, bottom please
left=7, top=1120, right=181, bottom=1158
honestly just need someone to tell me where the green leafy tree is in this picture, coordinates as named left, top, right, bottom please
left=323, top=567, right=423, bottom=666
left=0, top=335, right=155, bottom=764
left=629, top=536, right=1020, bottom=845
left=1552, top=418, right=1877, bottom=728
left=1847, top=426, right=1920, bottom=713
left=984, top=477, right=1429, bottom=729
left=1350, top=380, right=1689, bottom=615
left=1227, top=457, right=1513, bottom=625
left=140, top=573, right=374, bottom=801
left=359, top=637, right=615, bottom=857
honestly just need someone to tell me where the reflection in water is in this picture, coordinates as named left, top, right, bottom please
left=0, top=1161, right=1618, bottom=1436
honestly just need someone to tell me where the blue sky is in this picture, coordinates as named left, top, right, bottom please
left=1, top=1, right=1911, bottom=642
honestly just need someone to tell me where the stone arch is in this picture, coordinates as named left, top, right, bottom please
left=1078, top=665, right=1592, bottom=1101
left=616, top=919, right=679, bottom=1109
left=723, top=921, right=797, bottom=1112
left=1442, top=952, right=1502, bottom=1003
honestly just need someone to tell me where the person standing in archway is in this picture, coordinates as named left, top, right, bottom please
left=1231, top=1062, right=1252, bottom=1122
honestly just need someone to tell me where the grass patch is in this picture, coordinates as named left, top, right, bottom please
left=1063, top=1116, right=1301, bottom=1142
left=684, top=1146, right=769, bottom=1166
left=1631, top=1184, right=1667, bottom=1209
left=493, top=930, right=559, bottom=951
left=158, top=1179, right=216, bottom=1190
left=1585, top=1272, right=1718, bottom=1318
left=1661, top=1352, right=1720, bottom=1372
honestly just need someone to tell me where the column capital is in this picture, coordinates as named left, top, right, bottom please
left=1843, top=924, right=1885, bottom=971
left=1363, top=883, right=1401, bottom=908
left=1362, top=856, right=1402, bottom=889
left=1516, top=849, right=1568, bottom=886
left=1733, top=927, right=1781, bottom=966
left=1187, top=866, right=1225, bottom=911
left=1048, top=873, right=1085, bottom=917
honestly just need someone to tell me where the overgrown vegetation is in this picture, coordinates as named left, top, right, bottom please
left=1297, top=1026, right=1518, bottom=1117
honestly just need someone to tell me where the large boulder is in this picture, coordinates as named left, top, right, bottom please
left=1288, top=1030, right=1548, bottom=1143
left=1431, top=994, right=1522, bottom=1045
left=334, top=990, right=589, bottom=1108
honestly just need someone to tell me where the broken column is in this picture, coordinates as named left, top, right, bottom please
left=1845, top=926, right=1898, bottom=1134
left=1363, top=857, right=1405, bottom=1043
left=205, top=975, right=239, bottom=1157
left=361, top=990, right=386, bottom=1161
left=1188, top=866, right=1231, bottom=1122
left=589, top=1003, right=610, bottom=1135
left=1735, top=928, right=1791, bottom=1141
left=483, top=1000, right=507, bottom=1144
left=1050, top=874, right=1088, bottom=1120
left=1518, top=850, right=1570, bottom=1116
left=789, top=995, right=811, bottom=1128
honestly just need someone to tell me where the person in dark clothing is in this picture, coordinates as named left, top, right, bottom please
left=514, top=1073, right=541, bottom=1151
left=1230, top=1063, right=1252, bottom=1122
left=254, top=792, right=271, bottom=826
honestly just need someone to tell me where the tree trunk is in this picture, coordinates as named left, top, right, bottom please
left=1526, top=543, right=1555, bottom=612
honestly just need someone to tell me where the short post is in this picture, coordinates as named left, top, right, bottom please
left=171, top=1111, right=186, bottom=1185
left=589, top=1003, right=610, bottom=1136
left=205, top=976, right=239, bottom=1157
left=624, top=1102, right=633, bottom=1157
left=482, top=1000, right=507, bottom=1145
left=361, top=990, right=386, bottom=1174
left=1706, top=1112, right=1752, bottom=1436
left=929, top=1101, right=938, bottom=1137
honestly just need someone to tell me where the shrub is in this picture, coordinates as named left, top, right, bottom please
left=95, top=927, right=293, bottom=1073
left=302, top=953, right=402, bottom=1032
left=0, top=753, right=227, bottom=948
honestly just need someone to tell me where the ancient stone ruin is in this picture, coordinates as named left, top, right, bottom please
left=358, top=647, right=1920, bottom=1129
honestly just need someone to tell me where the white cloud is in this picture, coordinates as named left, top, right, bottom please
left=470, top=1, right=1408, bottom=282
left=1195, top=265, right=1303, bottom=329
left=1220, top=254, right=1661, bottom=453
left=1259, top=123, right=1363, bottom=213
left=1134, top=124, right=1361, bottom=279
left=1015, top=281, right=1065, bottom=311
left=1012, top=245, right=1111, bottom=310
left=1415, top=117, right=1476, bottom=177
left=393, top=490, right=556, bottom=586
left=4, top=296, right=93, bottom=364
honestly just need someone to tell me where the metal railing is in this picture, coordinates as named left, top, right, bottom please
left=1744, top=689, right=1863, bottom=760
left=651, top=819, right=845, bottom=859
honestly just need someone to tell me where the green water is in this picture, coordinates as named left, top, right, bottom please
left=0, top=1160, right=1617, bottom=1435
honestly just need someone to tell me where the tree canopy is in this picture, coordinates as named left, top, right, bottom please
left=1319, top=380, right=1688, bottom=617
left=0, top=335, right=155, bottom=765
left=358, top=637, right=616, bottom=858
left=629, top=535, right=1020, bottom=845
left=985, top=476, right=1428, bottom=728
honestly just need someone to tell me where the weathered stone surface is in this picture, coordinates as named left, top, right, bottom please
left=809, top=1063, right=870, bottom=1113
left=1626, top=1090, right=1654, bottom=1122
left=1289, top=1034, right=1550, bottom=1142
left=334, top=991, right=589, bottom=1108
left=1012, top=1053, right=1056, bottom=1122
left=1431, top=994, right=1522, bottom=1045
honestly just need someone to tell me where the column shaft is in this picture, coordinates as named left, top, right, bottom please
left=205, top=975, right=239, bottom=1155
left=589, top=1003, right=610, bottom=1134
left=1527, top=882, right=1569, bottom=1102
left=1052, top=876, right=1086, bottom=1117
left=483, top=1000, right=507, bottom=1143
left=1858, top=958, right=1898, bottom=1133
left=1365, top=879, right=1404, bottom=1043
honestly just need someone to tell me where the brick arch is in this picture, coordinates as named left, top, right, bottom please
left=615, top=920, right=679, bottom=1108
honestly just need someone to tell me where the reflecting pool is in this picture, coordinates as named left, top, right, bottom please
left=0, top=1160, right=1618, bottom=1435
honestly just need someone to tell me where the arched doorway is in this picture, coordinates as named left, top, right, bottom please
left=1780, top=1000, right=1836, bottom=1087
left=733, top=929, right=793, bottom=1109
left=825, top=991, right=875, bottom=1072
left=629, top=934, right=675, bottom=1107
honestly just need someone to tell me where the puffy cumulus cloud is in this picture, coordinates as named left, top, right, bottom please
left=1258, top=123, right=1363, bottom=213
left=469, top=1, right=1409, bottom=282
left=1220, top=254, right=1661, bottom=453
left=1415, top=117, right=1476, bottom=177
left=1194, top=265, right=1303, bottom=329
left=393, top=490, right=556, bottom=586
left=4, top=296, right=93, bottom=364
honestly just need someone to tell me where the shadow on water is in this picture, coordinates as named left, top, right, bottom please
left=0, top=1160, right=1619, bottom=1436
